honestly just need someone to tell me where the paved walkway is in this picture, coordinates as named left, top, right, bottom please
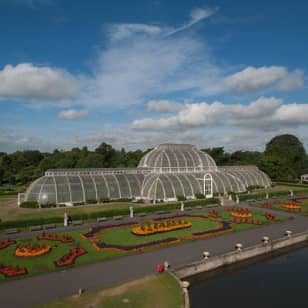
left=1, top=202, right=308, bottom=307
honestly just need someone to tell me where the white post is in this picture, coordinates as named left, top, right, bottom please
left=266, top=192, right=269, bottom=199
left=236, top=195, right=239, bottom=204
left=129, top=206, right=134, bottom=218
left=181, top=201, right=185, bottom=212
left=64, top=212, right=68, bottom=227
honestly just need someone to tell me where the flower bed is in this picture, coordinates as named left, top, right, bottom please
left=281, top=203, right=301, bottom=212
left=262, top=202, right=272, bottom=209
left=93, top=237, right=179, bottom=252
left=37, top=233, right=74, bottom=243
left=0, top=239, right=16, bottom=250
left=0, top=265, right=27, bottom=278
left=230, top=208, right=252, bottom=218
left=55, top=247, right=87, bottom=267
left=209, top=210, right=219, bottom=218
left=232, top=218, right=262, bottom=225
left=264, top=213, right=276, bottom=221
left=131, top=220, right=192, bottom=236
left=15, top=243, right=51, bottom=258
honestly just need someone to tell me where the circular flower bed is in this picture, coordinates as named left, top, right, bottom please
left=15, top=243, right=51, bottom=258
left=132, top=219, right=192, bottom=236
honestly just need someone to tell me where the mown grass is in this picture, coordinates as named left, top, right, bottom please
left=38, top=272, right=183, bottom=308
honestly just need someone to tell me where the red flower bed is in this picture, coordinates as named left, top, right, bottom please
left=232, top=218, right=262, bottom=225
left=262, top=203, right=272, bottom=209
left=55, top=247, right=87, bottom=267
left=38, top=233, right=74, bottom=243
left=209, top=210, right=219, bottom=218
left=0, top=265, right=27, bottom=278
left=264, top=212, right=276, bottom=221
left=0, top=239, right=16, bottom=250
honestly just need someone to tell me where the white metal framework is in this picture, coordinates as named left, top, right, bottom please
left=24, top=143, right=271, bottom=204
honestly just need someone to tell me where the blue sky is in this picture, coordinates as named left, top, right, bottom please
left=0, top=0, right=308, bottom=152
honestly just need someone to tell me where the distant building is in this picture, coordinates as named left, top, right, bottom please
left=21, top=144, right=271, bottom=206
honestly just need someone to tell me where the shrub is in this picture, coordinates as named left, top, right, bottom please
left=20, top=201, right=38, bottom=208
left=177, top=195, right=186, bottom=201
left=99, top=196, right=110, bottom=203
left=112, top=198, right=132, bottom=202
left=40, top=203, right=57, bottom=208
left=195, top=193, right=205, bottom=199
left=86, top=199, right=97, bottom=204
left=73, top=202, right=85, bottom=206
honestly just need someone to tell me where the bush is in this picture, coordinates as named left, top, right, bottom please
left=40, top=203, right=57, bottom=208
left=195, top=193, right=205, bottom=199
left=99, top=196, right=110, bottom=203
left=20, top=201, right=38, bottom=208
left=86, top=199, right=97, bottom=204
left=73, top=202, right=85, bottom=206
left=177, top=195, right=186, bottom=201
left=112, top=198, right=132, bottom=202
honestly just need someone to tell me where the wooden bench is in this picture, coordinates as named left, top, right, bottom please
left=113, top=215, right=123, bottom=220
left=44, top=224, right=56, bottom=229
left=97, top=217, right=108, bottom=223
left=30, top=225, right=43, bottom=231
left=72, top=220, right=83, bottom=226
left=196, top=206, right=203, bottom=209
left=4, top=228, right=19, bottom=235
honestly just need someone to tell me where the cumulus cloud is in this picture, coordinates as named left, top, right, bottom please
left=132, top=97, right=308, bottom=131
left=224, top=66, right=304, bottom=92
left=0, top=63, right=79, bottom=100
left=58, top=109, right=88, bottom=120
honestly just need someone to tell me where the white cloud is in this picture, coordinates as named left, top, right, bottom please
left=147, top=100, right=185, bottom=112
left=0, top=63, right=79, bottom=100
left=108, top=24, right=162, bottom=41
left=132, top=97, right=308, bottom=130
left=224, top=66, right=304, bottom=92
left=58, top=109, right=88, bottom=120
left=167, top=7, right=218, bottom=36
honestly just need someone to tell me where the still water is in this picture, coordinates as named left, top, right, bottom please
left=189, top=245, right=308, bottom=308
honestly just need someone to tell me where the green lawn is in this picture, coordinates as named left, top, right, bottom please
left=0, top=209, right=285, bottom=282
left=39, top=272, right=183, bottom=308
left=251, top=185, right=308, bottom=194
left=99, top=217, right=219, bottom=246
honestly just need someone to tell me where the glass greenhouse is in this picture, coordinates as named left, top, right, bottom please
left=23, top=144, right=271, bottom=206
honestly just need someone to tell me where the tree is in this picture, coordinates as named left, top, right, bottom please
left=202, top=147, right=231, bottom=165
left=95, top=142, right=116, bottom=167
left=261, top=134, right=308, bottom=180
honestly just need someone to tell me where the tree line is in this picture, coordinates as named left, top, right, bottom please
left=0, top=134, right=307, bottom=186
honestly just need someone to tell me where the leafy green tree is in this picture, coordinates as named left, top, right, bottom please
left=261, top=134, right=307, bottom=180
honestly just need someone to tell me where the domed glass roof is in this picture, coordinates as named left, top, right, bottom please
left=138, top=144, right=217, bottom=171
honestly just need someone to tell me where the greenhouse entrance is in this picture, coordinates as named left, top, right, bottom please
left=204, top=173, right=213, bottom=198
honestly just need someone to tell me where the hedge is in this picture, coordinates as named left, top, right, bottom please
left=20, top=201, right=38, bottom=208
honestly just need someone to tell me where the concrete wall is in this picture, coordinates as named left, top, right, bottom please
left=174, top=231, right=308, bottom=279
